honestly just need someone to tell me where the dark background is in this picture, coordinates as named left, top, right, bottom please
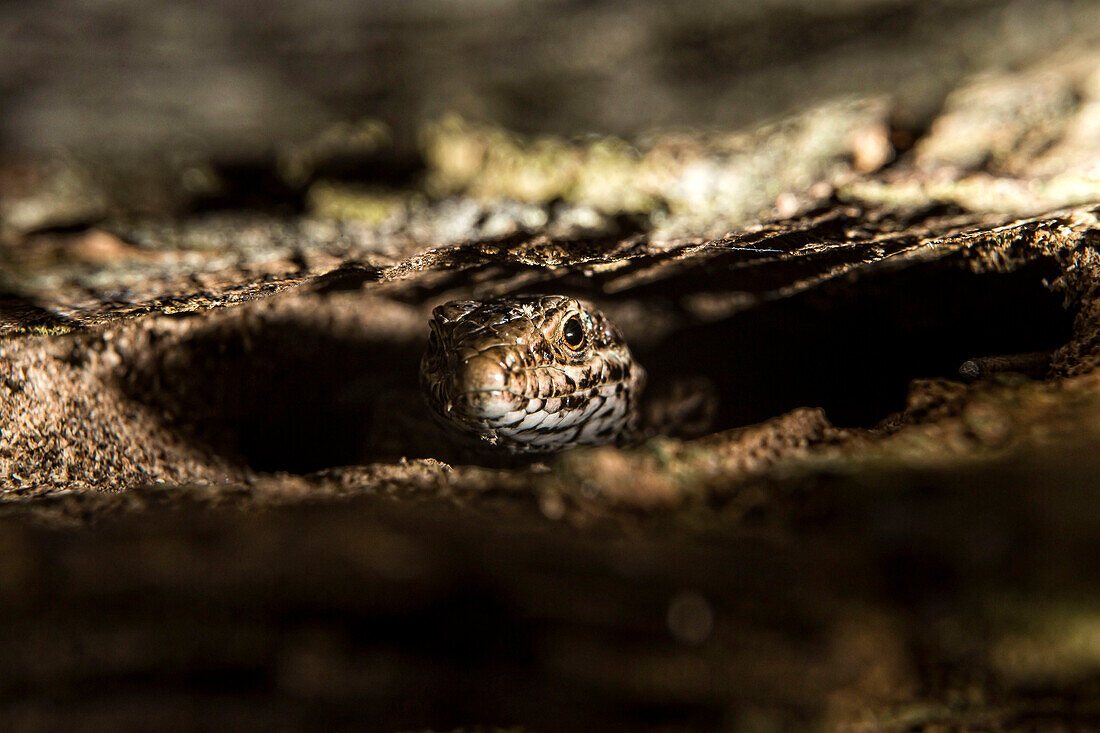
left=3, top=0, right=1098, bottom=159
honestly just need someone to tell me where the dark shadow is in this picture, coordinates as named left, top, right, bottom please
left=635, top=257, right=1074, bottom=430
left=186, top=159, right=307, bottom=216
left=116, top=315, right=446, bottom=473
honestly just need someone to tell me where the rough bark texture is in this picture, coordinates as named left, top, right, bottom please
left=3, top=2, right=1100, bottom=731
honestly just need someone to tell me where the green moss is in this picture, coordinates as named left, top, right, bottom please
left=841, top=174, right=1100, bottom=216
left=420, top=114, right=654, bottom=214
left=307, top=182, right=414, bottom=224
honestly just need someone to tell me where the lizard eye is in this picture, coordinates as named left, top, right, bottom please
left=562, top=314, right=586, bottom=351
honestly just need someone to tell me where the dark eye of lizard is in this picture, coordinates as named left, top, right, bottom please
left=562, top=314, right=586, bottom=350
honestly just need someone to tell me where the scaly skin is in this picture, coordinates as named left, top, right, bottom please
left=420, top=295, right=645, bottom=453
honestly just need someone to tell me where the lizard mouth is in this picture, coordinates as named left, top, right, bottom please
left=455, top=388, right=525, bottom=422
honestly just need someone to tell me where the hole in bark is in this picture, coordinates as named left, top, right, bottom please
left=637, top=257, right=1073, bottom=430
left=117, top=316, right=433, bottom=473
left=117, top=257, right=1074, bottom=473
left=186, top=159, right=306, bottom=215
